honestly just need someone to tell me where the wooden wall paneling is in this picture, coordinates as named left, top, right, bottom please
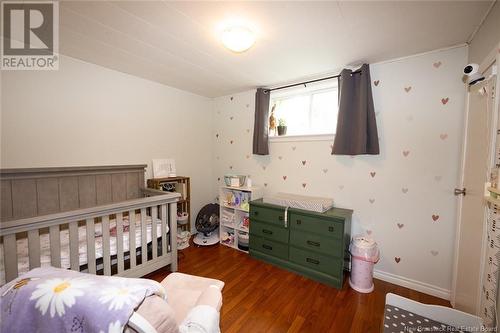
left=1, top=180, right=13, bottom=220
left=112, top=173, right=127, bottom=202
left=58, top=177, right=79, bottom=212
left=78, top=175, right=97, bottom=208
left=96, top=174, right=112, bottom=205
left=36, top=178, right=60, bottom=215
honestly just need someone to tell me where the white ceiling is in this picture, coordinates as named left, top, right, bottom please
left=59, top=1, right=493, bottom=97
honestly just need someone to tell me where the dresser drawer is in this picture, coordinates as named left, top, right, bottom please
left=289, top=212, right=343, bottom=238
left=250, top=235, right=288, bottom=260
left=290, top=230, right=342, bottom=256
left=289, top=247, right=341, bottom=277
left=250, top=205, right=286, bottom=227
left=250, top=220, right=289, bottom=243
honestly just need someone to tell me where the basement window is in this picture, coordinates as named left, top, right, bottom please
left=269, top=80, right=338, bottom=141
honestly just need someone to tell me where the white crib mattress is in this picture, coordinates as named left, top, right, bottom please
left=0, top=214, right=168, bottom=285
left=263, top=193, right=334, bottom=213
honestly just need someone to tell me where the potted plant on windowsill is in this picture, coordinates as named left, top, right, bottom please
left=277, top=118, right=287, bottom=136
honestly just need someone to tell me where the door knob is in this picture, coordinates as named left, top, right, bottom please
left=454, top=188, right=466, bottom=196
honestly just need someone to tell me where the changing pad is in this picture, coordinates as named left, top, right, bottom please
left=263, top=192, right=334, bottom=213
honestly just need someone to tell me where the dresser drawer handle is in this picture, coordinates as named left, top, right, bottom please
left=306, top=240, right=320, bottom=247
left=328, top=226, right=334, bottom=232
left=262, top=244, right=273, bottom=251
left=278, top=215, right=284, bottom=221
left=296, top=219, right=302, bottom=225
left=306, top=258, right=320, bottom=265
left=262, top=229, right=273, bottom=235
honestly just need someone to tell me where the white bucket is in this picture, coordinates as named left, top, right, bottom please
left=349, top=236, right=380, bottom=293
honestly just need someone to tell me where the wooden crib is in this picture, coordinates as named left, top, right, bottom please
left=0, top=165, right=179, bottom=284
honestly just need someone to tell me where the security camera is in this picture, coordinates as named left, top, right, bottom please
left=463, top=63, right=485, bottom=86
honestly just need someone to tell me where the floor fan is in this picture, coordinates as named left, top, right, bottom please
left=193, top=203, right=220, bottom=246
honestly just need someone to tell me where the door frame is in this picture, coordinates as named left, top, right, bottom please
left=451, top=42, right=500, bottom=311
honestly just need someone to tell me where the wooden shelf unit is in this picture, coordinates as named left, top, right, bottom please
left=147, top=176, right=191, bottom=232
left=219, top=185, right=263, bottom=252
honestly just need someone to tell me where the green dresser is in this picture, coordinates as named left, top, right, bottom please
left=249, top=199, right=352, bottom=288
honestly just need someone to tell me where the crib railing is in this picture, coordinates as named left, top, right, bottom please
left=0, top=190, right=179, bottom=283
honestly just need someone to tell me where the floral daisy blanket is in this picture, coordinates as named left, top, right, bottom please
left=0, top=267, right=166, bottom=333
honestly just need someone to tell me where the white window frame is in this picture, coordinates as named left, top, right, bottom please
left=268, top=80, right=338, bottom=142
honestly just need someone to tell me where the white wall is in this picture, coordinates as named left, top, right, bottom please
left=212, top=46, right=468, bottom=299
left=0, top=55, right=214, bottom=230
left=468, top=2, right=500, bottom=63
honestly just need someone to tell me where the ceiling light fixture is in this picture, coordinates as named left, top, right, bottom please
left=221, top=25, right=255, bottom=53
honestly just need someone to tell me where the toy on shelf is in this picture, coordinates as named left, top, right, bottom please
left=221, top=230, right=235, bottom=246
left=222, top=190, right=251, bottom=212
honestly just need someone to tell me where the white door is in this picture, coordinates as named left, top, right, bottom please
left=453, top=67, right=497, bottom=314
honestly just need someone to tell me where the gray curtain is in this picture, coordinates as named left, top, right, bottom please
left=332, top=64, right=380, bottom=155
left=253, top=88, right=270, bottom=155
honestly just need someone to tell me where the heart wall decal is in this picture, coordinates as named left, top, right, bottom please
left=402, top=188, right=408, bottom=194
left=366, top=230, right=373, bottom=235
left=432, top=214, right=440, bottom=222
left=397, top=223, right=404, bottom=229
left=282, top=176, right=287, bottom=180
left=431, top=250, right=439, bottom=256
left=374, top=80, right=380, bottom=86
left=394, top=257, right=401, bottom=263
left=369, top=198, right=375, bottom=204
left=440, top=133, right=448, bottom=140
left=302, top=183, right=307, bottom=188
left=404, top=86, right=412, bottom=93
left=402, top=150, right=410, bottom=157
left=433, top=61, right=442, bottom=68
left=441, top=97, right=449, bottom=105
left=370, top=172, right=376, bottom=178
left=301, top=160, right=307, bottom=166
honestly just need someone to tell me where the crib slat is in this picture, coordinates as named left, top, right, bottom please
left=141, top=208, right=147, bottom=265
left=102, top=215, right=111, bottom=276
left=116, top=212, right=124, bottom=273
left=86, top=218, right=96, bottom=274
left=129, top=210, right=136, bottom=268
left=151, top=206, right=158, bottom=259
left=4, top=234, right=18, bottom=282
left=69, top=221, right=79, bottom=271
left=49, top=225, right=61, bottom=268
left=161, top=204, right=167, bottom=255
left=27, top=229, right=41, bottom=269
left=169, top=203, right=178, bottom=272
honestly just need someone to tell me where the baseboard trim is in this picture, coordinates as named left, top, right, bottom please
left=374, top=269, right=451, bottom=301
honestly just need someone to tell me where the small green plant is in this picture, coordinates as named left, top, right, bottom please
left=278, top=118, right=287, bottom=127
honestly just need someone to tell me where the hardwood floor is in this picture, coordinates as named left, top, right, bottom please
left=146, top=242, right=450, bottom=333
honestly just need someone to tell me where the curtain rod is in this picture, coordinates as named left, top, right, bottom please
left=264, top=69, right=362, bottom=93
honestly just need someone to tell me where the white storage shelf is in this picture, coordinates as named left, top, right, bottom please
left=219, top=185, right=263, bottom=252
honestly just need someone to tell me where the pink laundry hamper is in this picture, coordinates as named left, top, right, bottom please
left=349, top=236, right=380, bottom=293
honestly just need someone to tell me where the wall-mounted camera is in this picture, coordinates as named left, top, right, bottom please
left=463, top=63, right=485, bottom=86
